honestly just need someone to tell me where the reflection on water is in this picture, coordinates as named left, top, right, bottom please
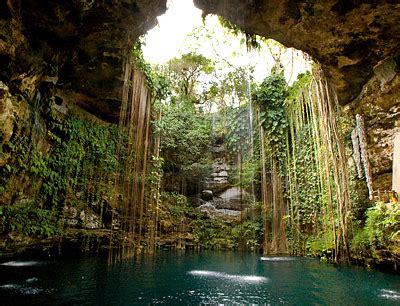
left=260, top=256, right=296, bottom=261
left=380, top=289, right=400, bottom=301
left=0, top=251, right=399, bottom=305
left=188, top=270, right=268, bottom=283
left=26, top=277, right=39, bottom=283
left=0, top=261, right=42, bottom=267
left=0, top=283, right=44, bottom=295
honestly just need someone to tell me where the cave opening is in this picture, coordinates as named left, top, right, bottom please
left=125, top=0, right=313, bottom=254
left=1, top=2, right=400, bottom=298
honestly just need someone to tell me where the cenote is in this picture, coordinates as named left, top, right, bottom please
left=1, top=251, right=400, bottom=305
left=1, top=0, right=400, bottom=304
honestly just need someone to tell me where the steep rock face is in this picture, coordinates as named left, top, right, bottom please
left=194, top=0, right=400, bottom=105
left=2, top=0, right=399, bottom=118
left=2, top=0, right=400, bottom=194
left=0, top=0, right=167, bottom=122
left=348, top=54, right=400, bottom=192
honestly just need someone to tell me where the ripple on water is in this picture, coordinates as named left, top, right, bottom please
left=26, top=277, right=39, bottom=283
left=379, top=289, right=400, bottom=300
left=0, top=284, right=44, bottom=295
left=188, top=270, right=268, bottom=283
left=0, top=261, right=42, bottom=267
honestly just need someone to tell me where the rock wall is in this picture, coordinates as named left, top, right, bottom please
left=2, top=0, right=400, bottom=196
left=203, top=141, right=230, bottom=193
left=2, top=0, right=399, bottom=121
left=0, top=0, right=167, bottom=123
left=198, top=139, right=251, bottom=217
left=348, top=54, right=400, bottom=192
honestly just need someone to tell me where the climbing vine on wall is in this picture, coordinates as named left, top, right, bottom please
left=0, top=95, right=120, bottom=237
left=254, top=73, right=288, bottom=164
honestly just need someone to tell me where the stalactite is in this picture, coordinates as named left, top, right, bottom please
left=356, top=114, right=374, bottom=200
left=351, top=128, right=363, bottom=179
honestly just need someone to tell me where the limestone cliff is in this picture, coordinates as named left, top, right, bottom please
left=0, top=0, right=166, bottom=123
left=348, top=54, right=400, bottom=192
left=2, top=1, right=400, bottom=198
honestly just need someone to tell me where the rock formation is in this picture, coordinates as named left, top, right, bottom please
left=198, top=138, right=251, bottom=217
left=1, top=0, right=400, bottom=194
left=0, top=0, right=167, bottom=122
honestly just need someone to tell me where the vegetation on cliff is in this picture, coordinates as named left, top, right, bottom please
left=0, top=13, right=398, bottom=271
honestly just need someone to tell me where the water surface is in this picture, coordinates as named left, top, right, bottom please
left=0, top=251, right=399, bottom=305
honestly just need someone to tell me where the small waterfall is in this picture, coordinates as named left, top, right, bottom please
left=110, top=57, right=153, bottom=262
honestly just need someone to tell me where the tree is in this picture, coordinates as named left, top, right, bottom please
left=168, top=53, right=215, bottom=104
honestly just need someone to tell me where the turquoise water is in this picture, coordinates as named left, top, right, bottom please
left=0, top=250, right=399, bottom=305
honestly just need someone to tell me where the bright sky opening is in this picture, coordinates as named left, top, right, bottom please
left=142, top=0, right=203, bottom=64
left=142, top=0, right=310, bottom=85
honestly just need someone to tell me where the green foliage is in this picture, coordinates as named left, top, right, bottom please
left=364, top=202, right=400, bottom=248
left=229, top=159, right=260, bottom=190
left=1, top=103, right=119, bottom=237
left=286, top=72, right=311, bottom=103
left=157, top=192, right=197, bottom=236
left=29, top=114, right=118, bottom=207
left=158, top=99, right=212, bottom=182
left=192, top=217, right=236, bottom=249
left=350, top=202, right=400, bottom=261
left=306, top=231, right=335, bottom=259
left=287, top=126, right=321, bottom=228
left=224, top=105, right=252, bottom=155
left=2, top=202, right=62, bottom=237
left=232, top=218, right=263, bottom=251
left=165, top=192, right=190, bottom=219
left=253, top=73, right=288, bottom=163
left=132, top=41, right=171, bottom=101
left=351, top=227, right=370, bottom=256
left=168, top=52, right=215, bottom=103
left=191, top=215, right=263, bottom=250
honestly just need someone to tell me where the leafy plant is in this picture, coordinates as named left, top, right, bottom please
left=253, top=73, right=288, bottom=164
left=2, top=202, right=62, bottom=237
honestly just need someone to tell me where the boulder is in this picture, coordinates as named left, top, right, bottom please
left=214, top=187, right=251, bottom=211
left=201, top=190, right=213, bottom=201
